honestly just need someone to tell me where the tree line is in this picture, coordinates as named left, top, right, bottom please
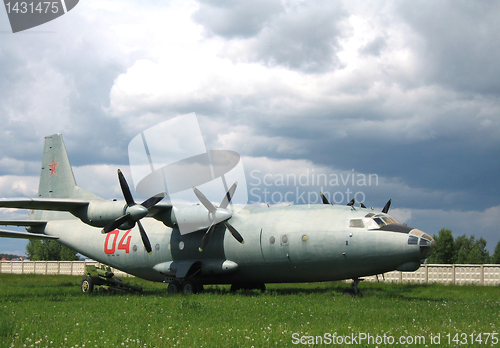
left=427, top=228, right=500, bottom=264
left=26, top=240, right=81, bottom=261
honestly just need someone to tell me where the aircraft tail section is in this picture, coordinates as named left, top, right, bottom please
left=38, top=134, right=100, bottom=200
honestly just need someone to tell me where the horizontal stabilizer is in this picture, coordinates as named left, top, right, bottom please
left=0, top=198, right=89, bottom=211
left=0, top=229, right=58, bottom=240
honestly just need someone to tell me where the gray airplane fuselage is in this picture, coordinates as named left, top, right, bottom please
left=41, top=203, right=430, bottom=284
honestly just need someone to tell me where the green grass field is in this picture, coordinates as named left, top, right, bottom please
left=0, top=274, right=499, bottom=348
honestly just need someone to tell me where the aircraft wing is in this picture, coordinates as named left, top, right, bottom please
left=0, top=198, right=89, bottom=211
left=0, top=220, right=47, bottom=228
left=0, top=220, right=54, bottom=239
left=0, top=229, right=58, bottom=240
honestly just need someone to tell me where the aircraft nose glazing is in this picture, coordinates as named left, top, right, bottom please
left=408, top=229, right=436, bottom=258
left=419, top=233, right=436, bottom=258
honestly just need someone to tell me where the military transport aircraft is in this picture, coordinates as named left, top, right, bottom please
left=0, top=134, right=435, bottom=295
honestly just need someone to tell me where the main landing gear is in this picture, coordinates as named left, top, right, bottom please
left=166, top=280, right=203, bottom=294
left=343, top=277, right=363, bottom=297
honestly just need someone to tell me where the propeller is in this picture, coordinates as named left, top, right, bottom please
left=360, top=202, right=367, bottom=209
left=193, top=182, right=244, bottom=252
left=102, top=169, right=166, bottom=254
left=347, top=198, right=356, bottom=206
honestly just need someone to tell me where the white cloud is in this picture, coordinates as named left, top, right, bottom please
left=0, top=176, right=38, bottom=197
left=72, top=164, right=124, bottom=199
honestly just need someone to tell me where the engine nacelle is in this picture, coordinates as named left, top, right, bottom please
left=153, top=260, right=239, bottom=277
left=72, top=200, right=127, bottom=228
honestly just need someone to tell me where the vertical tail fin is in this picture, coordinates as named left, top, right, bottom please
left=38, top=134, right=77, bottom=198
left=38, top=134, right=100, bottom=200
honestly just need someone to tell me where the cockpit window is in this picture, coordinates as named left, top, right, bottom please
left=373, top=217, right=386, bottom=227
left=349, top=219, right=365, bottom=228
left=381, top=217, right=392, bottom=225
left=365, top=214, right=402, bottom=230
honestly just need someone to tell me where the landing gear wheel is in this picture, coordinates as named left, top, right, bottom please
left=343, top=289, right=354, bottom=296
left=182, top=281, right=198, bottom=294
left=343, top=289, right=363, bottom=297
left=259, top=283, right=266, bottom=293
left=344, top=277, right=363, bottom=297
left=81, top=277, right=94, bottom=293
left=167, top=282, right=181, bottom=294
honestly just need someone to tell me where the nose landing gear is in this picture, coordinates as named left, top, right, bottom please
left=343, top=277, right=363, bottom=297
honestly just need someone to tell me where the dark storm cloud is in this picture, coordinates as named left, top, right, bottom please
left=360, top=36, right=387, bottom=57
left=200, top=82, right=499, bottom=212
left=250, top=1, right=347, bottom=73
left=0, top=13, right=130, bottom=175
left=194, top=1, right=348, bottom=73
left=191, top=1, right=500, bottom=214
left=396, top=1, right=500, bottom=95
left=193, top=0, right=283, bottom=38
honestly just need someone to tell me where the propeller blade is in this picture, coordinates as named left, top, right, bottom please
left=193, top=187, right=217, bottom=214
left=141, top=192, right=167, bottom=209
left=118, top=169, right=135, bottom=206
left=360, top=202, right=367, bottom=208
left=382, top=199, right=392, bottom=214
left=199, top=222, right=216, bottom=252
left=320, top=192, right=330, bottom=205
left=137, top=221, right=152, bottom=254
left=220, top=182, right=238, bottom=209
left=102, top=213, right=131, bottom=234
left=347, top=198, right=356, bottom=206
left=224, top=221, right=244, bottom=244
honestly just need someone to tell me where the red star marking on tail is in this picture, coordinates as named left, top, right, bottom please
left=48, top=157, right=59, bottom=177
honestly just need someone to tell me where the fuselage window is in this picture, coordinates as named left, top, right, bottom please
left=349, top=219, right=365, bottom=228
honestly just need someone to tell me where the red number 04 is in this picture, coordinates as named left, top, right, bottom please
left=104, top=230, right=132, bottom=255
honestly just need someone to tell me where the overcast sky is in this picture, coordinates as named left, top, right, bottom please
left=1, top=0, right=499, bottom=256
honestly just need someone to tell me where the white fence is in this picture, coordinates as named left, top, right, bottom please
left=365, top=264, right=500, bottom=286
left=0, top=260, right=132, bottom=278
left=0, top=261, right=499, bottom=285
